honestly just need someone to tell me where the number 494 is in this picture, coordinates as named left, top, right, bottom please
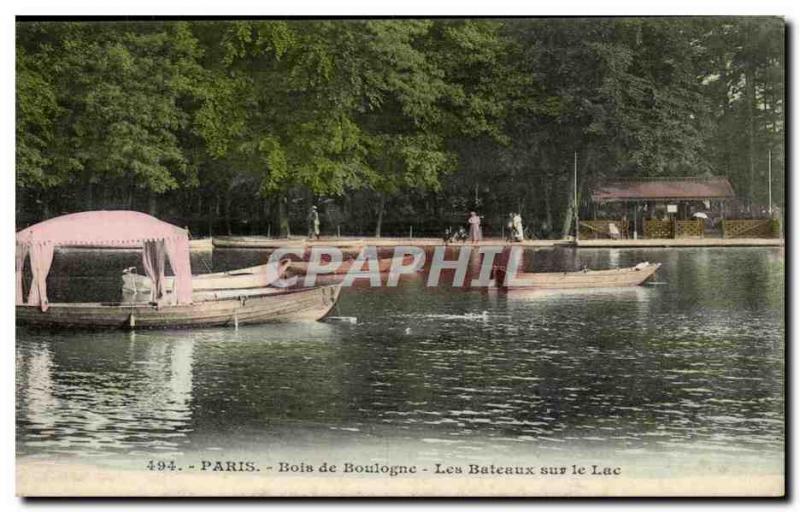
left=147, top=460, right=178, bottom=471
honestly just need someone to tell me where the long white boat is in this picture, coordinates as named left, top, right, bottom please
left=122, top=254, right=416, bottom=293
left=122, top=260, right=291, bottom=294
left=490, top=262, right=661, bottom=290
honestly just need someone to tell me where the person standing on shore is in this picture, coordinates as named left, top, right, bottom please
left=512, top=213, right=524, bottom=242
left=307, top=206, right=320, bottom=240
left=468, top=211, right=482, bottom=243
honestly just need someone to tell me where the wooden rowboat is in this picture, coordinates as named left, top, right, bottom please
left=122, top=260, right=290, bottom=293
left=188, top=238, right=213, bottom=252
left=122, top=254, right=414, bottom=293
left=490, top=262, right=661, bottom=290
left=17, top=284, right=341, bottom=329
left=287, top=254, right=414, bottom=276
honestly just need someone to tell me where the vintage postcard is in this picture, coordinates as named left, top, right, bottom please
left=14, top=16, right=785, bottom=497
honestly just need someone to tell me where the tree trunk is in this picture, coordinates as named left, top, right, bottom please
left=148, top=191, right=158, bottom=216
left=258, top=198, right=266, bottom=236
left=208, top=197, right=215, bottom=237
left=127, top=181, right=134, bottom=209
left=746, top=66, right=756, bottom=210
left=375, top=192, right=385, bottom=238
left=271, top=194, right=290, bottom=238
left=543, top=178, right=553, bottom=238
left=224, top=188, right=232, bottom=235
left=41, top=190, right=50, bottom=220
left=86, top=181, right=94, bottom=210
left=16, top=190, right=24, bottom=228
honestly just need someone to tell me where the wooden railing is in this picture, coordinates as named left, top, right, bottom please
left=579, top=220, right=629, bottom=239
left=643, top=219, right=704, bottom=239
left=674, top=220, right=704, bottom=238
left=722, top=219, right=778, bottom=238
left=644, top=220, right=673, bottom=239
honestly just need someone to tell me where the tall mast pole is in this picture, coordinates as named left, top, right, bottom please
left=768, top=149, right=773, bottom=214
left=574, top=151, right=579, bottom=241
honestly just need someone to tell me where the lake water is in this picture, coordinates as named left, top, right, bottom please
left=16, top=246, right=784, bottom=479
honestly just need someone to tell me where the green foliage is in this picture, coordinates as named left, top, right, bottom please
left=16, top=17, right=785, bottom=233
left=16, top=46, right=61, bottom=188
left=17, top=22, right=209, bottom=196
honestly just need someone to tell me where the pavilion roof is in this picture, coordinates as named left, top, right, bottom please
left=591, top=176, right=735, bottom=202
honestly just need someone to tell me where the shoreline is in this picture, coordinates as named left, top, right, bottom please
left=49, top=236, right=785, bottom=253
left=212, top=236, right=784, bottom=250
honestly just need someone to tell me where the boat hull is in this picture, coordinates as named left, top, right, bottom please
left=122, top=255, right=412, bottom=293
left=491, top=262, right=661, bottom=290
left=17, top=284, right=341, bottom=330
left=122, top=263, right=285, bottom=293
left=288, top=254, right=413, bottom=276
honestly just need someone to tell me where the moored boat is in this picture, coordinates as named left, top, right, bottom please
left=121, top=253, right=415, bottom=293
left=212, top=236, right=366, bottom=255
left=287, top=254, right=415, bottom=276
left=16, top=210, right=341, bottom=329
left=17, top=285, right=341, bottom=329
left=122, top=260, right=291, bottom=294
left=188, top=238, right=213, bottom=252
left=490, top=262, right=661, bottom=290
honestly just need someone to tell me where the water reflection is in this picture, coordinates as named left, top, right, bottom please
left=16, top=247, right=783, bottom=471
left=17, top=333, right=196, bottom=456
left=20, top=343, right=58, bottom=436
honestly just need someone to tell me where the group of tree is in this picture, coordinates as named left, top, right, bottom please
left=16, top=17, right=784, bottom=237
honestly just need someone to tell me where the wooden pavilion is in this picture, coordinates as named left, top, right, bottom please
left=586, top=176, right=737, bottom=239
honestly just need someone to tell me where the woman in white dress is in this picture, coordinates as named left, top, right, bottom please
left=512, top=213, right=524, bottom=242
left=468, top=212, right=482, bottom=242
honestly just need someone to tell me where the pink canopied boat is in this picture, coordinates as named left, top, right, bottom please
left=16, top=211, right=340, bottom=329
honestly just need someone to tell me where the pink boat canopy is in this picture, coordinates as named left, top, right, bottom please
left=16, top=210, right=193, bottom=310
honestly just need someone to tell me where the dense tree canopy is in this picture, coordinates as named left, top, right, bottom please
left=16, top=17, right=785, bottom=237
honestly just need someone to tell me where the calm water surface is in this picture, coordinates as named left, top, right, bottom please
left=16, top=247, right=784, bottom=476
